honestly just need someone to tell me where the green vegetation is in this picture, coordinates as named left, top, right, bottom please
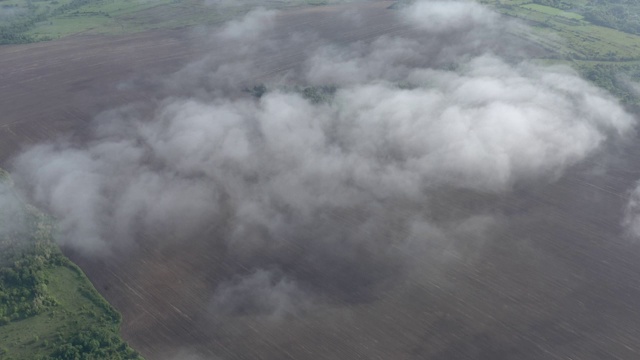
left=245, top=84, right=337, bottom=104
left=300, top=86, right=337, bottom=104
left=0, top=171, right=142, bottom=360
left=575, top=61, right=640, bottom=104
left=498, top=0, right=640, bottom=35
left=472, top=0, right=640, bottom=105
left=0, top=0, right=344, bottom=44
left=521, top=3, right=583, bottom=19
left=480, top=0, right=640, bottom=60
left=579, top=1, right=640, bottom=35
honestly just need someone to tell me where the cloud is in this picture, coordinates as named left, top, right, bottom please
left=403, top=0, right=499, bottom=33
left=9, top=0, right=635, bottom=322
left=218, top=7, right=277, bottom=41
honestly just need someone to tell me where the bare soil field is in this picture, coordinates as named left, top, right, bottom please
left=0, top=1, right=406, bottom=162
left=4, top=2, right=640, bottom=360
left=0, top=29, right=195, bottom=162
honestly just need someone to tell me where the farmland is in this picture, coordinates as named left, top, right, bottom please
left=476, top=0, right=640, bottom=103
left=2, top=1, right=640, bottom=360
left=0, top=0, right=349, bottom=44
left=477, top=0, right=640, bottom=61
left=0, top=4, right=417, bottom=357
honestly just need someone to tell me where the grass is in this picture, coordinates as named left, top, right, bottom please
left=520, top=3, right=583, bottom=20
left=28, top=15, right=113, bottom=38
left=1, top=0, right=339, bottom=43
left=0, top=169, right=142, bottom=360
left=23, top=0, right=188, bottom=39
left=479, top=0, right=640, bottom=60
left=0, top=261, right=128, bottom=359
left=476, top=0, right=640, bottom=103
left=474, top=0, right=640, bottom=104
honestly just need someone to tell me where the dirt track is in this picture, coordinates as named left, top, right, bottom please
left=4, top=2, right=640, bottom=359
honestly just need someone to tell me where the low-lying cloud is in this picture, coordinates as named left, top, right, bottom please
left=10, top=0, right=635, bottom=319
left=210, top=269, right=311, bottom=319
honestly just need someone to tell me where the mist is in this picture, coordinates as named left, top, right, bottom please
left=0, top=7, right=27, bottom=21
left=8, top=0, right=638, bottom=355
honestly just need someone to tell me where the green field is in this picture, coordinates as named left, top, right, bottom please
left=521, top=3, right=583, bottom=20
left=1, top=260, right=142, bottom=360
left=481, top=0, right=640, bottom=61
left=475, top=0, right=640, bottom=104
left=0, top=172, right=142, bottom=360
left=0, top=0, right=345, bottom=43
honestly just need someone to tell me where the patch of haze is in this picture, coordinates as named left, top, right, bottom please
left=209, top=269, right=312, bottom=320
left=168, top=8, right=306, bottom=99
left=404, top=0, right=498, bottom=33
left=623, top=183, right=640, bottom=239
left=396, top=214, right=500, bottom=274
left=170, top=349, right=222, bottom=360
left=620, top=77, right=640, bottom=98
left=0, top=7, right=27, bottom=21
left=304, top=2, right=531, bottom=86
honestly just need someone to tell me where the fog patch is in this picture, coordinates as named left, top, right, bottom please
left=403, top=0, right=499, bottom=33
left=0, top=7, right=27, bottom=21
left=623, top=184, right=640, bottom=239
left=210, top=269, right=312, bottom=320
